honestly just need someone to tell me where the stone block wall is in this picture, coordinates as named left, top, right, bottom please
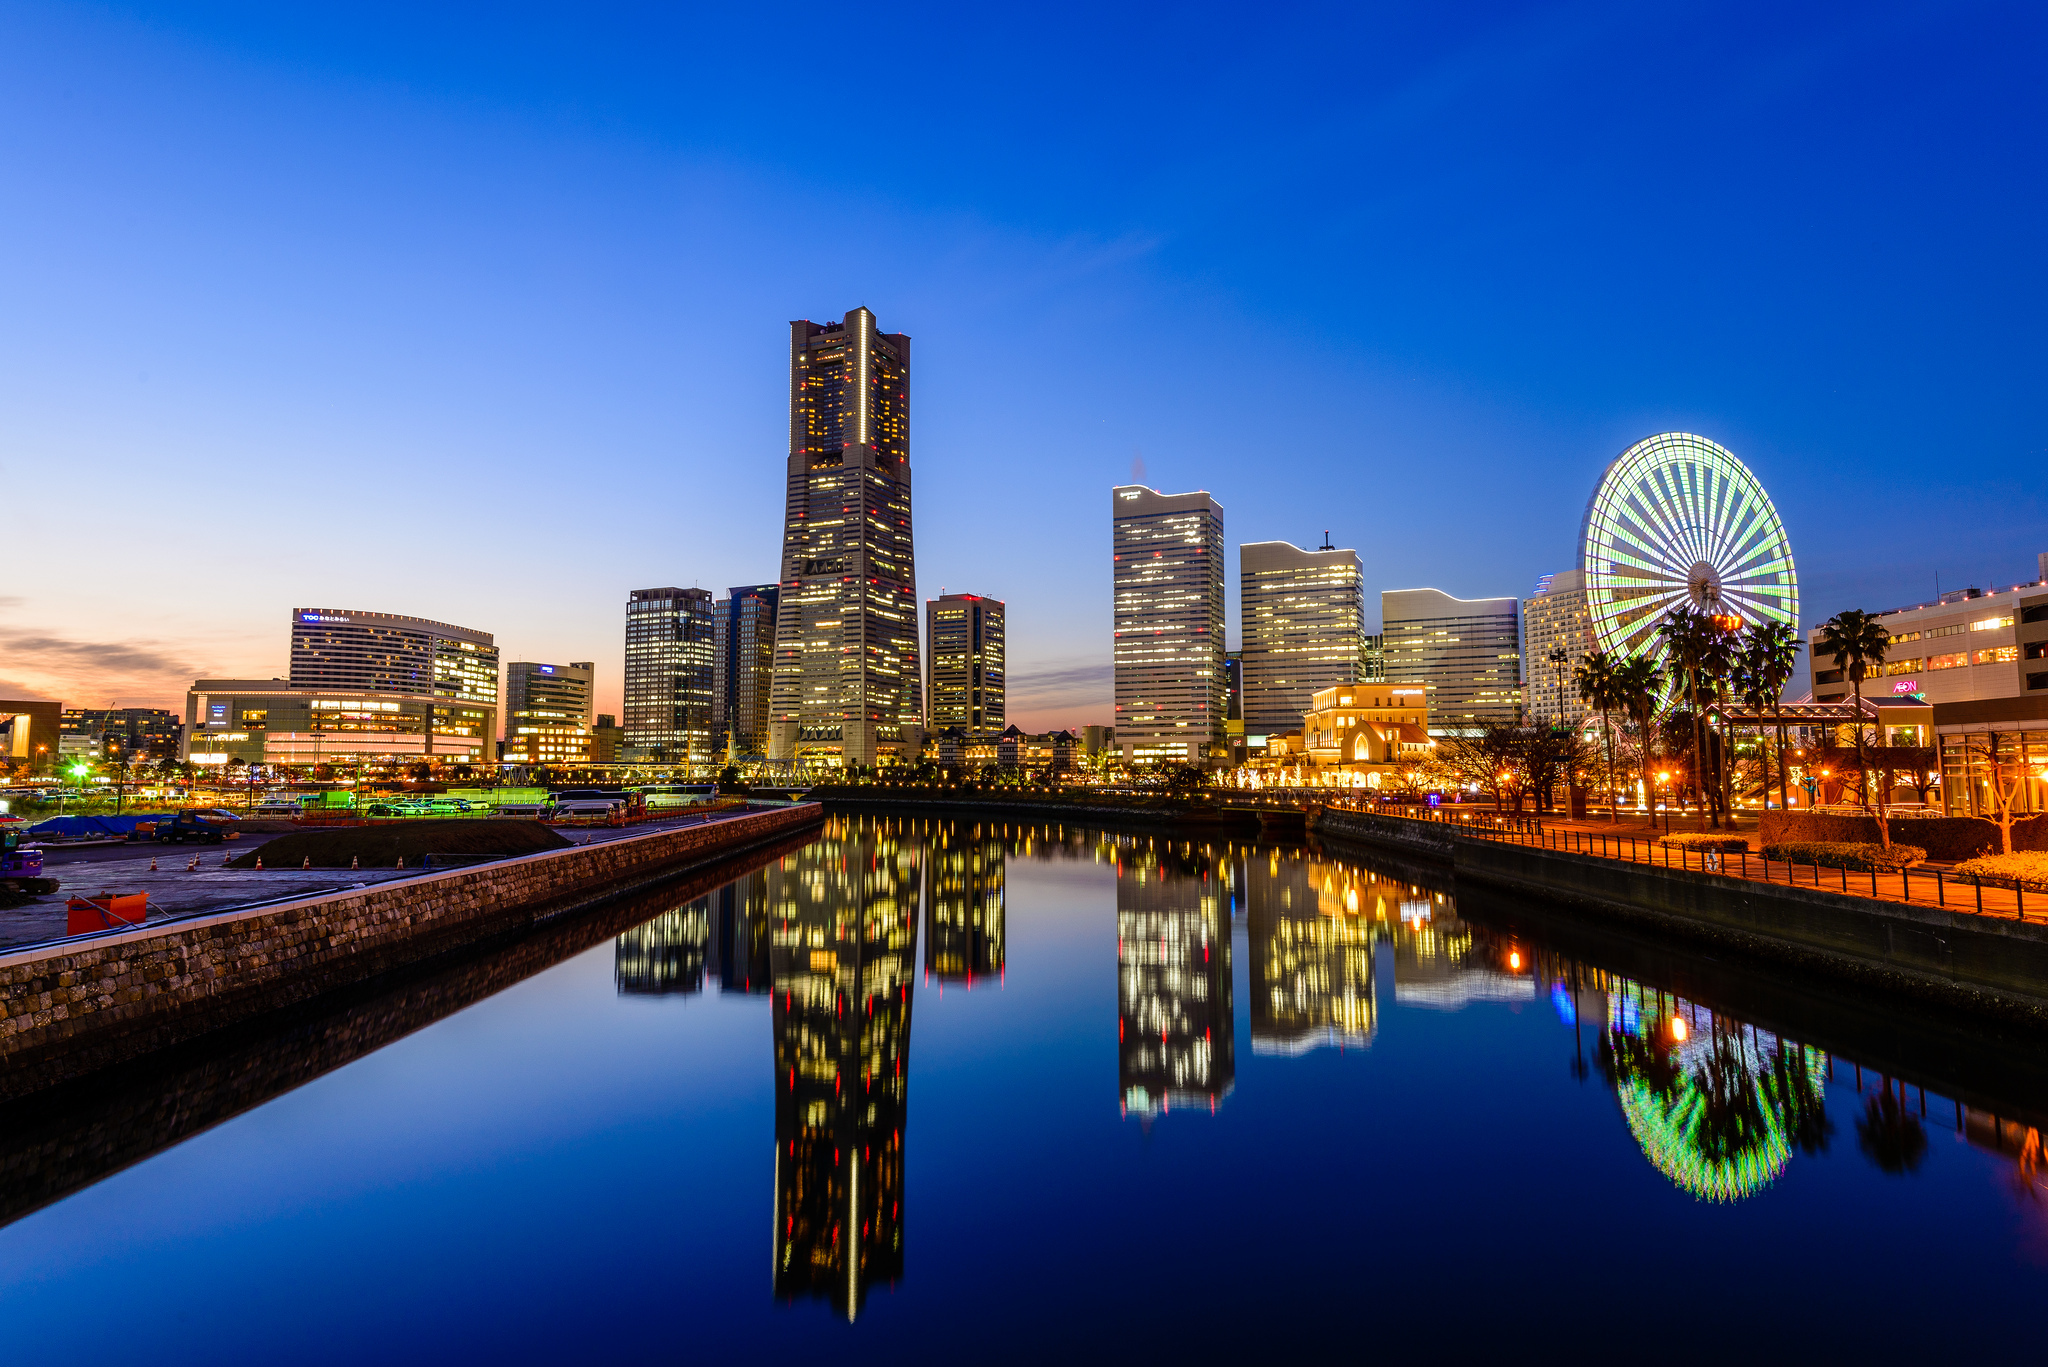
left=0, top=804, right=822, bottom=1097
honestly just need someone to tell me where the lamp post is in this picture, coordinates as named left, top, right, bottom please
left=1547, top=645, right=1569, bottom=729
left=1656, top=770, right=1672, bottom=834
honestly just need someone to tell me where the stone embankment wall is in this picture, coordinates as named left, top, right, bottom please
left=1312, top=806, right=2048, bottom=1024
left=0, top=804, right=823, bottom=1099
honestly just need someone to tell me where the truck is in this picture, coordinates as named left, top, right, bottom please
left=0, top=829, right=57, bottom=896
left=150, top=810, right=236, bottom=845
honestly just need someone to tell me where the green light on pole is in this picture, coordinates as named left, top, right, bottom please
left=69, top=763, right=92, bottom=782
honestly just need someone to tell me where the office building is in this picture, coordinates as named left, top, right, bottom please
left=625, top=587, right=716, bottom=763
left=768, top=308, right=921, bottom=768
left=925, top=593, right=1005, bottom=736
left=1382, top=588, right=1522, bottom=734
left=1117, top=844, right=1234, bottom=1118
left=286, top=607, right=499, bottom=752
left=1112, top=486, right=1226, bottom=764
left=501, top=661, right=594, bottom=766
left=0, top=700, right=62, bottom=775
left=1361, top=633, right=1385, bottom=683
left=183, top=679, right=489, bottom=767
left=1239, top=539, right=1365, bottom=743
left=1522, top=569, right=1597, bottom=729
left=711, top=584, right=779, bottom=761
left=59, top=707, right=183, bottom=763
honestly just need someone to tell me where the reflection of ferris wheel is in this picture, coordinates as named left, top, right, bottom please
left=1579, top=433, right=1798, bottom=661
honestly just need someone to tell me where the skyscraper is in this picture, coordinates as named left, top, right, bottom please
left=711, top=584, right=780, bottom=761
left=287, top=607, right=499, bottom=761
left=1381, top=588, right=1523, bottom=734
left=624, top=588, right=716, bottom=763
left=501, top=660, right=594, bottom=766
left=1112, top=486, right=1225, bottom=764
left=1522, top=569, right=1597, bottom=729
left=768, top=309, right=920, bottom=768
left=1239, top=539, right=1365, bottom=742
left=925, top=593, right=1005, bottom=736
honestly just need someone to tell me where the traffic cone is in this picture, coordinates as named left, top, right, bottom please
left=187, top=857, right=198, bottom=871
left=149, top=857, right=158, bottom=871
left=302, top=856, right=311, bottom=870
left=221, top=853, right=232, bottom=866
left=351, top=855, right=359, bottom=870
left=254, top=855, right=263, bottom=870
left=396, top=856, right=405, bottom=869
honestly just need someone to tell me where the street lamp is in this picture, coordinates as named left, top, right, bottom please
left=1547, top=645, right=1569, bottom=728
left=1656, top=770, right=1672, bottom=834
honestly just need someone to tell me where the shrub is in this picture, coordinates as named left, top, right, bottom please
left=1951, top=852, right=2048, bottom=892
left=1762, top=841, right=1926, bottom=871
left=1657, top=833, right=1749, bottom=852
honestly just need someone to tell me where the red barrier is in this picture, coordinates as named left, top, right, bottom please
left=67, top=892, right=149, bottom=935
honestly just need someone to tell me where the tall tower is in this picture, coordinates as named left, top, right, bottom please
left=1239, top=539, right=1365, bottom=741
left=768, top=309, right=920, bottom=768
left=1112, top=486, right=1225, bottom=764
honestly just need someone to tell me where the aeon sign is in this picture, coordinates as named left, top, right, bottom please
left=1892, top=680, right=1920, bottom=694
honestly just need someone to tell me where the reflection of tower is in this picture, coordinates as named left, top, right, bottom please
left=614, top=902, right=711, bottom=995
left=1243, top=852, right=1376, bottom=1054
left=771, top=820, right=920, bottom=1320
left=923, top=828, right=1004, bottom=985
left=1117, top=846, right=1234, bottom=1117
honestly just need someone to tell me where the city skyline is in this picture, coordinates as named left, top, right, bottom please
left=4, top=6, right=2044, bottom=734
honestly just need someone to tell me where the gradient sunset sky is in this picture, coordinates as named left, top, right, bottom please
left=3, top=2, right=2043, bottom=730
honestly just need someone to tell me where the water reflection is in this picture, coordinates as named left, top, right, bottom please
left=766, top=821, right=920, bottom=1320
left=1244, top=849, right=1375, bottom=1054
left=1116, top=845, right=1233, bottom=1117
left=924, top=827, right=1003, bottom=987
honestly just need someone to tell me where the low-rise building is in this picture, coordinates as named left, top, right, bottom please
left=60, top=707, right=183, bottom=763
left=591, top=713, right=626, bottom=765
left=184, top=679, right=491, bottom=768
left=501, top=661, right=594, bottom=767
left=1298, top=683, right=1435, bottom=784
left=1810, top=560, right=2048, bottom=708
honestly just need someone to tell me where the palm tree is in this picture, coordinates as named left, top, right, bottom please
left=1734, top=620, right=1802, bottom=816
left=1574, top=650, right=1622, bottom=822
left=1816, top=608, right=1891, bottom=823
left=1656, top=606, right=1737, bottom=828
left=1612, top=654, right=1664, bottom=826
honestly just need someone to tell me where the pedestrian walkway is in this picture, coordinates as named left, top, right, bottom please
left=1325, top=803, right=2040, bottom=924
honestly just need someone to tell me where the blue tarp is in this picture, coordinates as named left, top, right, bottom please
left=27, top=813, right=179, bottom=840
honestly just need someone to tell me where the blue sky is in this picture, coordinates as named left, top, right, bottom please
left=2, top=1, right=2042, bottom=728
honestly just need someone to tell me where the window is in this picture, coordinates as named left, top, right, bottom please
left=1927, top=652, right=1968, bottom=670
left=1971, top=615, right=2015, bottom=632
left=1884, top=658, right=1922, bottom=675
left=1814, top=669, right=1843, bottom=684
left=1975, top=646, right=2019, bottom=665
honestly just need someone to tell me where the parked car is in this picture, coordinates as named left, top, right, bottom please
left=252, top=798, right=305, bottom=816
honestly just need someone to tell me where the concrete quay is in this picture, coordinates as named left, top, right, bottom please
left=1311, top=805, right=2048, bottom=1026
left=0, top=803, right=824, bottom=1101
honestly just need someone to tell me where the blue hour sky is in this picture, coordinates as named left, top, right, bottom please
left=2, top=1, right=2042, bottom=729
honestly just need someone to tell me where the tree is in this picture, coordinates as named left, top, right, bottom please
left=1574, top=650, right=1624, bottom=822
left=1438, top=723, right=1524, bottom=812
left=1519, top=727, right=1595, bottom=814
left=1964, top=729, right=2041, bottom=855
left=1612, top=654, right=1664, bottom=826
left=1733, top=620, right=1802, bottom=815
left=1817, top=608, right=1892, bottom=841
left=1656, top=606, right=1737, bottom=828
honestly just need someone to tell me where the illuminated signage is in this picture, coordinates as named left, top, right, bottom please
left=1391, top=688, right=1424, bottom=696
left=299, top=613, right=352, bottom=624
left=538, top=665, right=555, bottom=675
left=207, top=703, right=229, bottom=727
left=1892, top=680, right=1919, bottom=694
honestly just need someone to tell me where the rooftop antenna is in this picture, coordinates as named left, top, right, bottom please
left=1320, top=530, right=1334, bottom=550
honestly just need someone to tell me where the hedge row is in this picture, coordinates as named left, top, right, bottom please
left=1656, top=833, right=1749, bottom=852
left=1761, top=841, right=1927, bottom=871
left=1951, top=852, right=2048, bottom=892
left=1758, top=811, right=2048, bottom=861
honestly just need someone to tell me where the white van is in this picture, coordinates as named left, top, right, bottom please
left=253, top=798, right=305, bottom=816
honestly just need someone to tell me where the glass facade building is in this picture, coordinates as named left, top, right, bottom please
left=1381, top=588, right=1523, bottom=734
left=924, top=593, right=1005, bottom=737
left=769, top=309, right=921, bottom=768
left=711, top=585, right=780, bottom=762
left=1239, top=539, right=1365, bottom=740
left=624, top=587, right=716, bottom=764
left=1112, top=485, right=1226, bottom=764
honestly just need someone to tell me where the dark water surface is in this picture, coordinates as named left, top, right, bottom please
left=2, top=814, right=2044, bottom=1361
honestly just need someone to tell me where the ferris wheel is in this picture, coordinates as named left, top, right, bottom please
left=1578, top=432, right=1798, bottom=661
